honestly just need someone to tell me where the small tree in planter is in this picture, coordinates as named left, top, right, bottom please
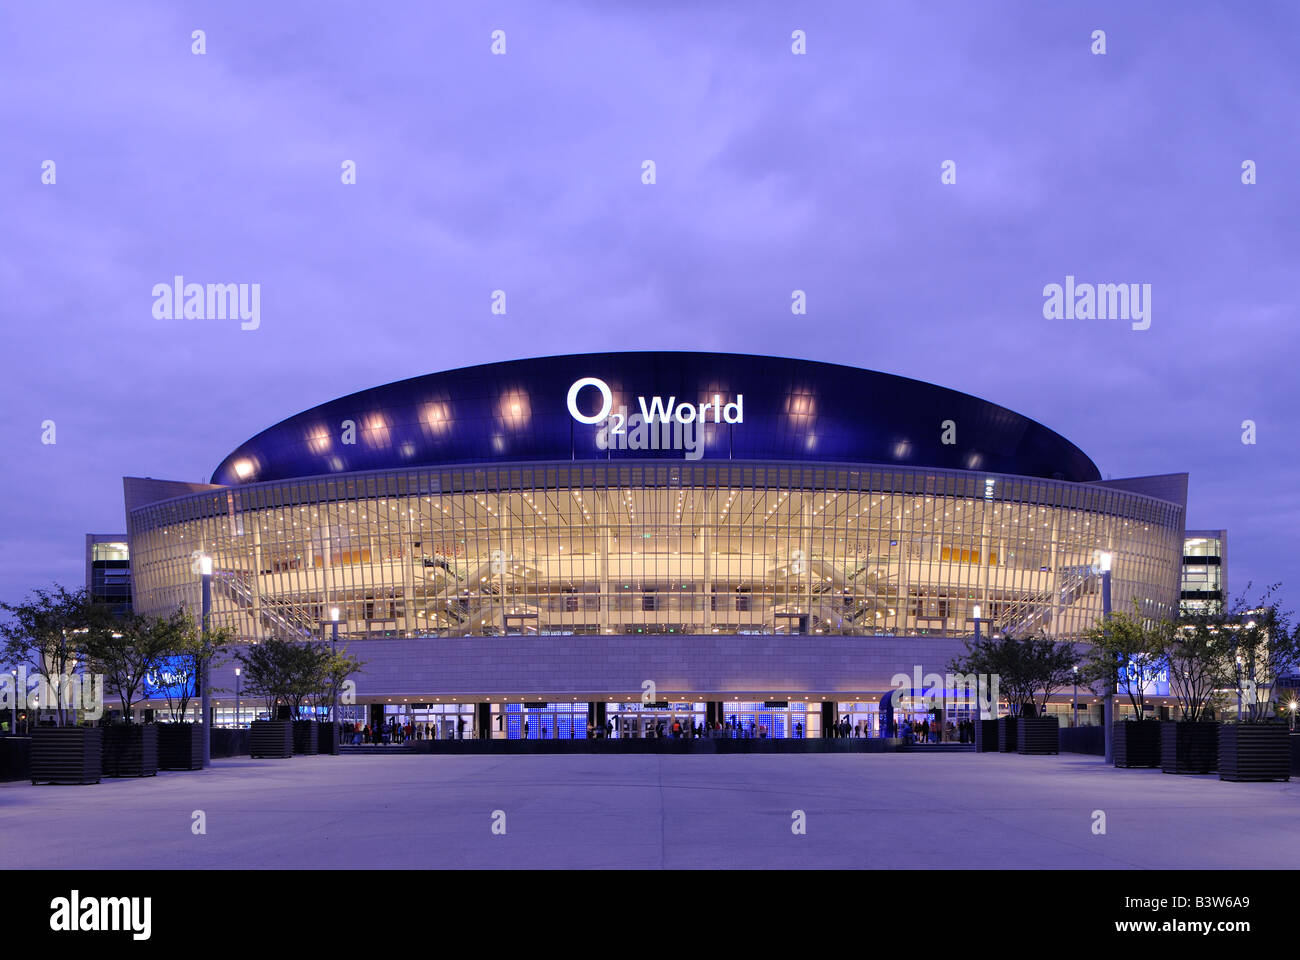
left=950, top=633, right=1013, bottom=751
left=84, top=612, right=181, bottom=777
left=1161, top=614, right=1234, bottom=774
left=153, top=610, right=233, bottom=769
left=236, top=638, right=299, bottom=758
left=286, top=642, right=327, bottom=754
left=285, top=642, right=327, bottom=719
left=236, top=638, right=295, bottom=719
left=1079, top=601, right=1170, bottom=768
left=1218, top=586, right=1299, bottom=782
left=1009, top=633, right=1078, bottom=754
left=85, top=612, right=177, bottom=723
left=0, top=585, right=100, bottom=727
left=307, top=647, right=365, bottom=755
left=1, top=586, right=108, bottom=784
left=949, top=632, right=1076, bottom=753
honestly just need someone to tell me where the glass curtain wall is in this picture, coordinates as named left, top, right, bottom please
left=129, top=463, right=1183, bottom=643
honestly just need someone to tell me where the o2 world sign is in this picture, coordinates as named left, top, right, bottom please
left=566, top=377, right=744, bottom=426
left=566, top=376, right=744, bottom=461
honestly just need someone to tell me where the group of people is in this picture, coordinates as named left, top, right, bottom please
left=350, top=717, right=466, bottom=745
left=584, top=717, right=781, bottom=740
left=343, top=713, right=977, bottom=744
left=823, top=714, right=975, bottom=742
left=892, top=717, right=977, bottom=743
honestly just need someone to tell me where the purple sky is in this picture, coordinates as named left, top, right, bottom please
left=3, top=1, right=1296, bottom=609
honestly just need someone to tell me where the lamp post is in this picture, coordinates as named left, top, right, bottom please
left=1290, top=700, right=1297, bottom=733
left=199, top=553, right=213, bottom=768
left=1244, top=620, right=1257, bottom=722
left=1072, top=665, right=1079, bottom=728
left=330, top=606, right=340, bottom=738
left=9, top=668, right=16, bottom=736
left=326, top=607, right=342, bottom=745
left=1099, top=551, right=1115, bottom=764
left=1235, top=653, right=1243, bottom=722
left=234, top=667, right=241, bottom=729
left=971, top=604, right=983, bottom=731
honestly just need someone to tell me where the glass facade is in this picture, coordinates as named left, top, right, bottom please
left=87, top=536, right=132, bottom=616
left=1180, top=531, right=1226, bottom=615
left=128, top=460, right=1182, bottom=643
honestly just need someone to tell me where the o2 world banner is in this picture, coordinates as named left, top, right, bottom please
left=143, top=656, right=196, bottom=700
left=1119, top=657, right=1170, bottom=698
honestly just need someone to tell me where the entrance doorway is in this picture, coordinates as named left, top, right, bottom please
left=607, top=702, right=705, bottom=738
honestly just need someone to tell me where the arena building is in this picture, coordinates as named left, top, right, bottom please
left=121, top=352, right=1190, bottom=738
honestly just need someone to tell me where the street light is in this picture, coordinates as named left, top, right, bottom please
left=1072, top=664, right=1079, bottom=728
left=1290, top=700, right=1297, bottom=732
left=971, top=604, right=983, bottom=736
left=327, top=607, right=342, bottom=749
left=1098, top=551, right=1115, bottom=763
left=234, top=667, right=241, bottom=729
left=198, top=553, right=213, bottom=768
left=1244, top=621, right=1257, bottom=722
left=1235, top=653, right=1243, bottom=722
left=9, top=668, right=16, bottom=736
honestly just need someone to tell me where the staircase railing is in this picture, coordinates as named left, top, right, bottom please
left=213, top=570, right=315, bottom=641
left=995, top=565, right=1095, bottom=637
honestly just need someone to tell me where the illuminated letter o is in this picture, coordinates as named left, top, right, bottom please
left=567, top=377, right=612, bottom=424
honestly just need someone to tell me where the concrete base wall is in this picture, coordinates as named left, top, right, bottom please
left=205, top=633, right=974, bottom=701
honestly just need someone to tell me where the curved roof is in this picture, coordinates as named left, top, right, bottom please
left=211, top=352, right=1101, bottom=485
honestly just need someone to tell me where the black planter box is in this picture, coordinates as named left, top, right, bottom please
left=316, top=721, right=340, bottom=755
left=1219, top=723, right=1290, bottom=782
left=973, top=718, right=1000, bottom=752
left=1160, top=721, right=1217, bottom=775
left=31, top=727, right=102, bottom=784
left=0, top=736, right=32, bottom=782
left=1016, top=716, right=1059, bottom=755
left=249, top=719, right=293, bottom=759
left=158, top=723, right=204, bottom=770
left=1113, top=721, right=1161, bottom=768
left=996, top=716, right=1018, bottom=753
left=292, top=720, right=318, bottom=755
left=102, top=724, right=158, bottom=777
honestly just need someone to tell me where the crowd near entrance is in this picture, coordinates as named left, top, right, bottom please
left=351, top=696, right=988, bottom=744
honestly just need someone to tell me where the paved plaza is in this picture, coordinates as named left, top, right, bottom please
left=2, top=753, right=1295, bottom=869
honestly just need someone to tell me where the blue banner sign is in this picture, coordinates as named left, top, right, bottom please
left=143, top=656, right=195, bottom=700
left=1119, top=657, right=1169, bottom=697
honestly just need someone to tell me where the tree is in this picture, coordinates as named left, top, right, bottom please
left=237, top=641, right=365, bottom=721
left=235, top=638, right=301, bottom=718
left=83, top=611, right=185, bottom=722
left=284, top=642, right=326, bottom=718
left=1167, top=612, right=1236, bottom=723
left=1078, top=599, right=1172, bottom=722
left=156, top=610, right=234, bottom=723
left=308, top=647, right=365, bottom=721
left=1225, top=584, right=1300, bottom=723
left=949, top=631, right=1079, bottom=717
left=0, top=585, right=104, bottom=726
